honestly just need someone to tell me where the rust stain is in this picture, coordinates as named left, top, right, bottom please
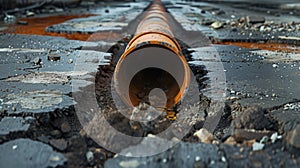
left=215, top=42, right=300, bottom=53
left=2, top=14, right=122, bottom=41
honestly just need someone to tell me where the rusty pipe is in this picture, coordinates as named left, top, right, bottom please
left=113, top=0, right=190, bottom=120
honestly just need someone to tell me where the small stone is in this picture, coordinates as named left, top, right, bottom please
left=238, top=17, right=245, bottom=23
left=33, top=57, right=41, bottom=65
left=55, top=8, right=64, bottom=12
left=272, top=64, right=279, bottom=68
left=12, top=106, right=16, bottom=111
left=86, top=151, right=94, bottom=165
left=252, top=142, right=264, bottom=151
left=221, top=156, right=226, bottom=162
left=26, top=11, right=35, bottom=17
left=17, top=21, right=28, bottom=25
left=210, top=21, right=224, bottom=29
left=270, top=132, right=278, bottom=143
left=12, top=145, right=18, bottom=150
left=49, top=139, right=68, bottom=151
left=68, top=59, right=73, bottom=64
left=224, top=136, right=237, bottom=145
left=193, top=128, right=214, bottom=143
left=286, top=125, right=300, bottom=148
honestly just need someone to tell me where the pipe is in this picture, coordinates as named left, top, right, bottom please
left=113, top=0, right=190, bottom=120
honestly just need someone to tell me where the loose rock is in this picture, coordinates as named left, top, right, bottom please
left=193, top=128, right=214, bottom=143
left=86, top=151, right=94, bottom=165
left=252, top=142, right=264, bottom=151
left=49, top=139, right=68, bottom=151
left=210, top=21, right=224, bottom=29
left=231, top=106, right=272, bottom=130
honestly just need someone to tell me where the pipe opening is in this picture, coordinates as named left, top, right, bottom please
left=129, top=67, right=180, bottom=109
left=114, top=46, right=187, bottom=110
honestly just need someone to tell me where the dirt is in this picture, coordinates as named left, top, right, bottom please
left=215, top=42, right=300, bottom=53
left=2, top=14, right=122, bottom=41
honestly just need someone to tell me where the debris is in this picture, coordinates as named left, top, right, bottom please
left=224, top=136, right=237, bottom=145
left=270, top=132, right=278, bottom=143
left=68, top=59, right=73, bottom=64
left=231, top=106, right=272, bottom=130
left=26, top=11, right=35, bottom=17
left=49, top=139, right=68, bottom=151
left=238, top=17, right=245, bottom=23
left=210, top=21, right=224, bottom=29
left=252, top=142, right=264, bottom=151
left=272, top=64, right=279, bottom=68
left=86, top=151, right=94, bottom=165
left=193, top=128, right=214, bottom=143
left=4, top=14, right=16, bottom=23
left=283, top=103, right=300, bottom=110
left=12, top=145, right=18, bottom=150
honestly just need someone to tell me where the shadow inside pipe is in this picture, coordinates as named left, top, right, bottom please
left=129, top=67, right=180, bottom=111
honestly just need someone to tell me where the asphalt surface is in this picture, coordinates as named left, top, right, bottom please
left=0, top=0, right=300, bottom=167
